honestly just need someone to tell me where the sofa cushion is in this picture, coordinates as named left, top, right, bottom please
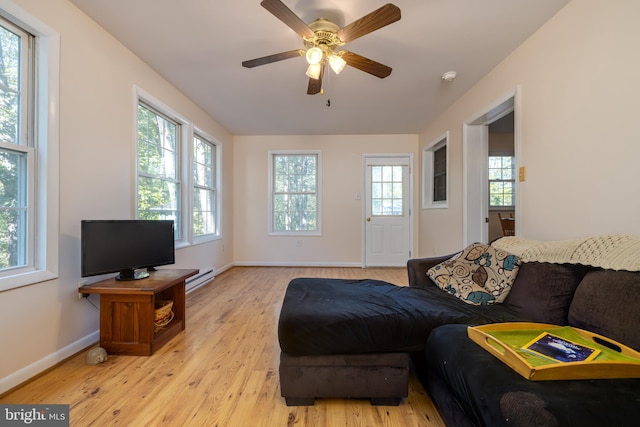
left=427, top=243, right=520, bottom=306
left=424, top=324, right=640, bottom=427
left=568, top=269, right=640, bottom=352
left=503, top=262, right=589, bottom=325
left=278, top=277, right=523, bottom=356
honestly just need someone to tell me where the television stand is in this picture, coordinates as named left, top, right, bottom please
left=81, top=269, right=198, bottom=356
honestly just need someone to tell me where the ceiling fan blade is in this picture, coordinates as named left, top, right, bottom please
left=337, top=3, right=401, bottom=43
left=260, top=0, right=315, bottom=39
left=307, top=62, right=325, bottom=95
left=242, top=49, right=304, bottom=68
left=340, top=51, right=392, bottom=78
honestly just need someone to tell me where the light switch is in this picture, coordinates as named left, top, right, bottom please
left=519, top=166, right=526, bottom=182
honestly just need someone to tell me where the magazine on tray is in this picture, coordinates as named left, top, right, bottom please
left=522, top=332, right=600, bottom=363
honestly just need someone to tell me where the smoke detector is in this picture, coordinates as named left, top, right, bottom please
left=441, top=71, right=457, bottom=82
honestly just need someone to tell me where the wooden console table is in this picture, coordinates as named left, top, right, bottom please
left=81, top=269, right=198, bottom=356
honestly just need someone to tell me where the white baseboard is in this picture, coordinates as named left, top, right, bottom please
left=0, top=331, right=99, bottom=395
left=215, top=263, right=233, bottom=274
left=232, top=261, right=363, bottom=268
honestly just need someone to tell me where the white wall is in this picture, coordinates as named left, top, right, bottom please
left=233, top=135, right=418, bottom=265
left=0, top=0, right=233, bottom=393
left=418, top=0, right=640, bottom=256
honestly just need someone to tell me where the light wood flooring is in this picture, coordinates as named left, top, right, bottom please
left=1, top=267, right=445, bottom=427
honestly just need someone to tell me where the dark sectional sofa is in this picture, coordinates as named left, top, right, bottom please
left=277, top=240, right=640, bottom=426
left=408, top=254, right=640, bottom=426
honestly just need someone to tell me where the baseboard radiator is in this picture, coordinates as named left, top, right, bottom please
left=185, top=267, right=215, bottom=293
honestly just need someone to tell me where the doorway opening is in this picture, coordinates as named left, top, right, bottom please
left=463, top=88, right=519, bottom=246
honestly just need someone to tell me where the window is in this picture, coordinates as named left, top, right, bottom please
left=0, top=18, right=30, bottom=272
left=0, top=9, right=59, bottom=291
left=136, top=89, right=221, bottom=245
left=371, top=165, right=404, bottom=216
left=270, top=151, right=321, bottom=234
left=136, top=102, right=181, bottom=238
left=489, top=156, right=515, bottom=207
left=433, top=145, right=447, bottom=203
left=422, top=132, right=448, bottom=209
left=193, top=134, right=217, bottom=237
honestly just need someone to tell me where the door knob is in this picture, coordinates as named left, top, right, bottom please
left=366, top=217, right=371, bottom=222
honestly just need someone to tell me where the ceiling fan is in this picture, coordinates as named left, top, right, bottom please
left=242, top=0, right=401, bottom=95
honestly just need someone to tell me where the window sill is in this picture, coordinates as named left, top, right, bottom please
left=423, top=202, right=448, bottom=210
left=192, top=234, right=222, bottom=246
left=0, top=269, right=58, bottom=292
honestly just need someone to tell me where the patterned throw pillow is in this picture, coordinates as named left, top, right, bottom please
left=427, top=243, right=521, bottom=305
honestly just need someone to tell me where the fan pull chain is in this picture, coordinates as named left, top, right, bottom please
left=325, top=65, right=331, bottom=107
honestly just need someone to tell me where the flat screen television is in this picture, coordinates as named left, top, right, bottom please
left=81, top=220, right=175, bottom=281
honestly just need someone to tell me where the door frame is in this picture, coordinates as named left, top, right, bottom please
left=361, top=153, right=414, bottom=267
left=463, top=87, right=520, bottom=246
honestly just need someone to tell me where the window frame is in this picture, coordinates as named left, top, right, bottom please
left=136, top=99, right=183, bottom=239
left=488, top=155, right=515, bottom=208
left=422, top=132, right=449, bottom=209
left=135, top=87, right=222, bottom=248
left=192, top=130, right=220, bottom=242
left=370, top=164, right=406, bottom=217
left=0, top=6, right=59, bottom=292
left=268, top=150, right=322, bottom=236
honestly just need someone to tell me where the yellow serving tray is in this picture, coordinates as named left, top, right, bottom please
left=467, top=322, right=640, bottom=381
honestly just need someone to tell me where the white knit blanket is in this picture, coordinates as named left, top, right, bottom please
left=492, top=235, right=640, bottom=271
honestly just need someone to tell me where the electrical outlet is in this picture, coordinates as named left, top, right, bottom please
left=78, top=280, right=88, bottom=300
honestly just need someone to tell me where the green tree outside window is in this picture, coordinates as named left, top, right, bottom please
left=489, top=156, right=515, bottom=207
left=273, top=154, right=317, bottom=232
left=137, top=104, right=180, bottom=238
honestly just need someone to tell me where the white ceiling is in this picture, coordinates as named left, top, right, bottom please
left=68, top=0, right=570, bottom=135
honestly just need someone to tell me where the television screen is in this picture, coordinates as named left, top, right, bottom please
left=81, top=220, right=175, bottom=280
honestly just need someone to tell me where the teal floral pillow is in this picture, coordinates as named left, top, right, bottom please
left=427, top=243, right=521, bottom=305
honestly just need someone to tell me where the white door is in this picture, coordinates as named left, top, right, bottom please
left=364, top=156, right=412, bottom=267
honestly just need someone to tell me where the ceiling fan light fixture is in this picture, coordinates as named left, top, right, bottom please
left=305, top=47, right=324, bottom=65
left=328, top=54, right=346, bottom=75
left=242, top=1, right=402, bottom=94
left=306, top=63, right=322, bottom=79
